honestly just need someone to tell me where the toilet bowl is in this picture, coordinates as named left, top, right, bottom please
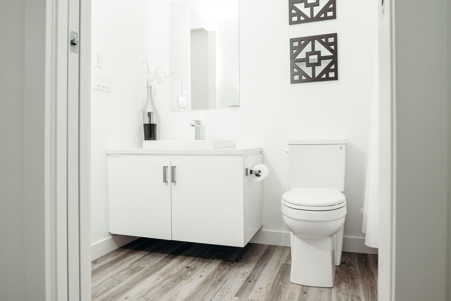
left=282, top=187, right=346, bottom=288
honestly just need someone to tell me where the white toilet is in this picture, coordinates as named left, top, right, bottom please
left=282, top=140, right=347, bottom=288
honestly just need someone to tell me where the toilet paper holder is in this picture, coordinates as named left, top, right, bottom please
left=245, top=168, right=262, bottom=177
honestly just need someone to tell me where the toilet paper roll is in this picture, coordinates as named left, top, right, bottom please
left=251, top=164, right=269, bottom=181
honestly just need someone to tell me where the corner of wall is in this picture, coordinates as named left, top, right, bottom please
left=91, top=235, right=139, bottom=261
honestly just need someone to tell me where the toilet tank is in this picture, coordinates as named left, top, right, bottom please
left=288, top=140, right=346, bottom=191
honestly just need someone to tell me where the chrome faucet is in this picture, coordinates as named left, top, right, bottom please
left=190, top=120, right=205, bottom=140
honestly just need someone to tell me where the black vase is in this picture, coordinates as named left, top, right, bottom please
left=144, top=123, right=157, bottom=140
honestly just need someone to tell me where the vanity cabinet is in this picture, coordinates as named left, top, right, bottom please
left=107, top=149, right=263, bottom=247
left=108, top=156, right=172, bottom=239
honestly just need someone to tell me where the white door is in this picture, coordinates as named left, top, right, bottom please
left=171, top=156, right=244, bottom=247
left=108, top=156, right=172, bottom=239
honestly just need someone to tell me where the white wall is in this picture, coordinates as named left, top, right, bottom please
left=91, top=0, right=378, bottom=255
left=148, top=0, right=378, bottom=248
left=0, top=1, right=25, bottom=300
left=91, top=0, right=150, bottom=251
left=393, top=0, right=449, bottom=300
left=170, top=1, right=192, bottom=111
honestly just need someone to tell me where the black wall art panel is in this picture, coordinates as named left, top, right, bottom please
left=289, top=0, right=336, bottom=25
left=290, top=33, right=338, bottom=84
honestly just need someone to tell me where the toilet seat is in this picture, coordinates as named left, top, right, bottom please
left=282, top=187, right=346, bottom=211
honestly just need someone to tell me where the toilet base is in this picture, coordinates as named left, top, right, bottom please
left=290, top=233, right=338, bottom=288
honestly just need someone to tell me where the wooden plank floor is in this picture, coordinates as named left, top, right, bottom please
left=92, top=238, right=378, bottom=301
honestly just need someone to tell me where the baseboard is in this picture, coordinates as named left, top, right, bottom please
left=91, top=235, right=139, bottom=261
left=250, top=229, right=291, bottom=246
left=342, top=235, right=379, bottom=254
left=250, top=230, right=378, bottom=254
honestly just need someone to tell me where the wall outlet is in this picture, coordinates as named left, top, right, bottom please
left=94, top=72, right=111, bottom=93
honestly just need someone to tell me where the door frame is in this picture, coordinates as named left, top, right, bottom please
left=48, top=0, right=397, bottom=300
left=42, top=0, right=91, bottom=299
left=79, top=0, right=92, bottom=300
left=378, top=0, right=396, bottom=300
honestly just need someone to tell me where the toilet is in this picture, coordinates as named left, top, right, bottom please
left=282, top=140, right=347, bottom=288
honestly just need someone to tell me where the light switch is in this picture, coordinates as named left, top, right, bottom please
left=178, top=96, right=186, bottom=108
left=181, top=83, right=187, bottom=95
left=94, top=49, right=103, bottom=68
left=94, top=72, right=111, bottom=93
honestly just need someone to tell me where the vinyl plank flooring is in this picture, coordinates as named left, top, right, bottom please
left=165, top=254, right=224, bottom=301
left=128, top=244, right=218, bottom=301
left=92, top=240, right=378, bottom=301
left=92, top=238, right=160, bottom=279
left=357, top=253, right=378, bottom=301
left=210, top=244, right=269, bottom=301
left=247, top=246, right=291, bottom=301
left=299, top=286, right=332, bottom=301
left=368, top=254, right=379, bottom=285
left=178, top=246, right=250, bottom=301
left=92, top=239, right=170, bottom=288
left=115, top=243, right=213, bottom=301
left=334, top=252, right=362, bottom=301
left=234, top=245, right=277, bottom=299
left=95, top=243, right=197, bottom=301
left=91, top=241, right=187, bottom=299
left=91, top=238, right=147, bottom=270
left=264, top=263, right=292, bottom=301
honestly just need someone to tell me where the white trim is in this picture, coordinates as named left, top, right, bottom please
left=376, top=0, right=396, bottom=300
left=91, top=235, right=140, bottom=261
left=79, top=0, right=92, bottom=299
left=250, top=230, right=378, bottom=255
left=49, top=0, right=70, bottom=299
left=67, top=0, right=81, bottom=298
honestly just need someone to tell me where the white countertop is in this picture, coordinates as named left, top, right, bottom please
left=106, top=147, right=262, bottom=156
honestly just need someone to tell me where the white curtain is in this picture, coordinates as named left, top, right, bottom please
left=362, top=56, right=379, bottom=248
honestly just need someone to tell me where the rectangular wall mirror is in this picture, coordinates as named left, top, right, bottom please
left=170, top=0, right=240, bottom=112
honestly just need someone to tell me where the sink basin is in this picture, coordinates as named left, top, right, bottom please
left=143, top=140, right=235, bottom=150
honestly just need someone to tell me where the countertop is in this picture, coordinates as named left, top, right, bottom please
left=106, top=147, right=262, bottom=156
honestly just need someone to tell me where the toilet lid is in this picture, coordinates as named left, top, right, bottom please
left=282, top=187, right=345, bottom=207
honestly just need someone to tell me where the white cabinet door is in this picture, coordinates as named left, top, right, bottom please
left=171, top=156, right=244, bottom=247
left=108, top=156, right=171, bottom=239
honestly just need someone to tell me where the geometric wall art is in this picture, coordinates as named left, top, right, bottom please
left=290, top=33, right=338, bottom=84
left=289, top=0, right=336, bottom=25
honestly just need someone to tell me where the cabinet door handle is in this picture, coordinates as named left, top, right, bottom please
left=163, top=166, right=168, bottom=183
left=171, top=166, right=176, bottom=184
